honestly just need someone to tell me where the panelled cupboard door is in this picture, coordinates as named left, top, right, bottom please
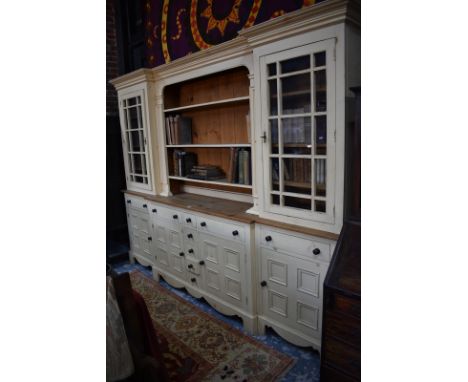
left=127, top=208, right=152, bottom=262
left=199, top=232, right=245, bottom=309
left=260, top=39, right=336, bottom=224
left=260, top=247, right=325, bottom=339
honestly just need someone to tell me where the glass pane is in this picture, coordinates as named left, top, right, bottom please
left=142, top=176, right=148, bottom=184
left=314, top=51, right=326, bottom=67
left=283, top=158, right=311, bottom=195
left=134, top=176, right=143, bottom=183
left=129, top=107, right=139, bottom=129
left=271, top=158, right=279, bottom=191
left=315, top=115, right=327, bottom=155
left=130, top=130, right=142, bottom=152
left=133, top=154, right=143, bottom=174
left=127, top=97, right=137, bottom=106
left=281, top=73, right=311, bottom=114
left=268, top=63, right=277, bottom=76
left=314, top=70, right=327, bottom=112
left=270, top=119, right=279, bottom=154
left=122, top=99, right=127, bottom=108
left=269, top=80, right=278, bottom=116
left=315, top=158, right=326, bottom=197
left=282, top=117, right=311, bottom=154
left=314, top=200, right=326, bottom=213
left=271, top=194, right=280, bottom=205
left=284, top=196, right=311, bottom=211
left=140, top=152, right=147, bottom=176
left=280, top=55, right=310, bottom=74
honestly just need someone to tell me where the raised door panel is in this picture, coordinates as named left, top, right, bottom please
left=219, top=238, right=245, bottom=308
left=168, top=247, right=187, bottom=282
left=199, top=233, right=223, bottom=299
left=154, top=242, right=170, bottom=272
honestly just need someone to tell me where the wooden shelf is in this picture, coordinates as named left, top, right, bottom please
left=169, top=176, right=252, bottom=189
left=164, top=96, right=249, bottom=113
left=167, top=144, right=251, bottom=148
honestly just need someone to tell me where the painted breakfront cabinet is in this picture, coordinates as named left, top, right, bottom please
left=111, top=0, right=360, bottom=352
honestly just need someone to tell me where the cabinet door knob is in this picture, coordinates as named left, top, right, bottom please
left=188, top=264, right=193, bottom=269
left=152, top=208, right=157, bottom=213
left=187, top=233, right=193, bottom=239
left=186, top=217, right=191, bottom=223
left=265, top=235, right=272, bottom=242
left=188, top=248, right=194, bottom=254
left=127, top=200, right=131, bottom=204
left=199, top=260, right=205, bottom=266
left=261, top=281, right=267, bottom=287
left=232, top=230, right=239, bottom=236
left=191, top=278, right=196, bottom=283
left=200, top=222, right=206, bottom=227
left=312, top=248, right=321, bottom=255
left=173, top=214, right=178, bottom=219
left=143, top=204, right=147, bottom=208
left=148, top=237, right=152, bottom=241
left=179, top=252, right=185, bottom=257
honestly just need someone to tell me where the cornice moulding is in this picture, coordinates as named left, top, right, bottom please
left=109, top=68, right=155, bottom=90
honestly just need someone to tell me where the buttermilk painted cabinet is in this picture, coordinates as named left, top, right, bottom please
left=112, top=0, right=360, bottom=352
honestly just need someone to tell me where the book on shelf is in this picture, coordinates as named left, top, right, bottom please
left=172, top=150, right=197, bottom=177
left=165, top=115, right=192, bottom=145
left=187, top=165, right=225, bottom=180
left=232, top=148, right=251, bottom=185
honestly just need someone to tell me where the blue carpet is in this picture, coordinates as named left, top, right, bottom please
left=112, top=261, right=321, bottom=381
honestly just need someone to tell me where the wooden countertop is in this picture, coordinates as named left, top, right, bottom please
left=124, top=190, right=339, bottom=241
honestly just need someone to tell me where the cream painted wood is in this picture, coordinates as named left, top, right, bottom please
left=147, top=201, right=257, bottom=334
left=255, top=224, right=334, bottom=350
left=126, top=206, right=153, bottom=267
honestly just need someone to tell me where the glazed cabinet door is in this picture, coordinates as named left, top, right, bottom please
left=259, top=39, right=336, bottom=224
left=118, top=88, right=153, bottom=192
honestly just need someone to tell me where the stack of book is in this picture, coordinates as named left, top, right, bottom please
left=172, top=151, right=197, bottom=177
left=227, top=148, right=251, bottom=185
left=165, top=115, right=192, bottom=144
left=188, top=165, right=225, bottom=180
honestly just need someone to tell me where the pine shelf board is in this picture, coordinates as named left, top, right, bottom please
left=169, top=176, right=252, bottom=189
left=164, top=96, right=250, bottom=113
left=167, top=144, right=251, bottom=148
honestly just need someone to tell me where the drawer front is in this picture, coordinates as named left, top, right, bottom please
left=148, top=202, right=183, bottom=223
left=197, top=216, right=246, bottom=243
left=325, top=294, right=361, bottom=320
left=182, top=212, right=198, bottom=229
left=125, top=194, right=149, bottom=212
left=323, top=310, right=361, bottom=347
left=322, top=337, right=360, bottom=378
left=259, top=226, right=331, bottom=262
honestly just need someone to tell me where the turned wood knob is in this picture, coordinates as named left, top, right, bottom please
left=186, top=217, right=191, bottom=223
left=200, top=222, right=206, bottom=227
left=187, top=233, right=193, bottom=239
left=173, top=214, right=178, bottom=219
left=127, top=200, right=131, bottom=204
left=199, top=260, right=205, bottom=266
left=261, top=281, right=267, bottom=287
left=143, top=204, right=147, bottom=208
left=152, top=208, right=157, bottom=213
left=188, top=264, right=193, bottom=269
left=313, top=248, right=321, bottom=255
left=191, top=278, right=196, bottom=283
left=179, top=252, right=185, bottom=257
left=148, top=237, right=152, bottom=241
left=188, top=248, right=194, bottom=253
left=265, top=235, right=272, bottom=242
left=232, top=230, right=239, bottom=236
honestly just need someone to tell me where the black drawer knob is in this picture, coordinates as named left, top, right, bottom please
left=199, top=260, right=205, bottom=266
left=186, top=217, right=192, bottom=223
left=143, top=204, right=147, bottom=208
left=188, top=264, right=193, bottom=269
left=260, top=281, right=267, bottom=287
left=152, top=208, right=157, bottom=213
left=200, top=222, right=206, bottom=227
left=187, top=233, right=193, bottom=239
left=173, top=214, right=178, bottom=219
left=232, top=230, right=239, bottom=236
left=127, top=200, right=131, bottom=204
left=148, top=237, right=152, bottom=241
left=265, top=235, right=272, bottom=242
left=188, top=248, right=194, bottom=254
left=179, top=252, right=185, bottom=257
left=191, top=278, right=196, bottom=283
left=312, top=248, right=321, bottom=255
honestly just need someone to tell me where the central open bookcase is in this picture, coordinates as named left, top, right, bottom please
left=163, top=67, right=252, bottom=196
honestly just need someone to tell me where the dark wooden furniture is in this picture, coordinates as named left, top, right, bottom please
left=320, top=87, right=361, bottom=381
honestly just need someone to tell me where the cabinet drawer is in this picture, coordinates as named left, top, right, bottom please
left=124, top=194, right=149, bottom=212
left=325, top=294, right=361, bottom=319
left=322, top=337, right=360, bottom=378
left=197, top=216, right=245, bottom=243
left=259, top=226, right=331, bottom=262
left=182, top=212, right=198, bottom=229
left=323, top=310, right=360, bottom=347
left=148, top=202, right=182, bottom=223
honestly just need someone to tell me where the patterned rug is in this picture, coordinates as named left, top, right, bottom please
left=129, top=270, right=295, bottom=381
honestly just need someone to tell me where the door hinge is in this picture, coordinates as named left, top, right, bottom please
left=333, top=205, right=335, bottom=217
left=144, top=137, right=147, bottom=145
left=333, top=37, right=337, bottom=61
left=334, top=130, right=336, bottom=142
